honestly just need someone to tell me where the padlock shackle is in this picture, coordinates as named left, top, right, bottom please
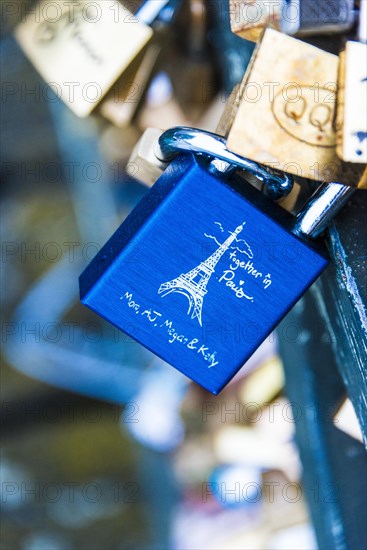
left=293, top=182, right=355, bottom=238
left=156, top=127, right=294, bottom=200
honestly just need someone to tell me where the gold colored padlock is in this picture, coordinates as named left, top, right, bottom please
left=99, top=43, right=161, bottom=128
left=229, top=0, right=282, bottom=42
left=226, top=28, right=366, bottom=187
left=14, top=0, right=153, bottom=117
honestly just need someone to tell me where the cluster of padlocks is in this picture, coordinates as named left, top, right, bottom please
left=2, top=2, right=366, bottom=548
left=13, top=0, right=366, bottom=395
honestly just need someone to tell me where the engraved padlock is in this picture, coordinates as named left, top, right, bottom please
left=127, top=126, right=293, bottom=200
left=225, top=27, right=365, bottom=187
left=79, top=126, right=354, bottom=394
left=14, top=0, right=165, bottom=117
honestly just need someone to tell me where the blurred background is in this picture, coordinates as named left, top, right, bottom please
left=1, top=1, right=366, bottom=549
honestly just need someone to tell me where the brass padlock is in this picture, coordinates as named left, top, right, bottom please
left=225, top=28, right=366, bottom=187
left=99, top=43, right=161, bottom=127
left=99, top=0, right=179, bottom=127
left=14, top=0, right=155, bottom=117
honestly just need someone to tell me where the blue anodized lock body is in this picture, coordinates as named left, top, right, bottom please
left=79, top=154, right=328, bottom=394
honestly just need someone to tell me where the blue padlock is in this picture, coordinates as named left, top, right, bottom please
left=79, top=128, right=353, bottom=394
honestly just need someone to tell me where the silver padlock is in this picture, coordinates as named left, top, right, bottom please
left=127, top=127, right=294, bottom=200
left=230, top=0, right=356, bottom=41
left=282, top=0, right=356, bottom=36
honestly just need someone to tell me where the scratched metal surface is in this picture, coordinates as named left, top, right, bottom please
left=314, top=190, right=367, bottom=444
left=278, top=190, right=367, bottom=549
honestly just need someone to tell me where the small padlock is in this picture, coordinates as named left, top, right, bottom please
left=336, top=0, right=367, bottom=165
left=99, top=43, right=161, bottom=128
left=225, top=27, right=365, bottom=187
left=281, top=0, right=356, bottom=36
left=99, top=0, right=180, bottom=127
left=229, top=0, right=355, bottom=41
left=79, top=126, right=353, bottom=395
left=14, top=0, right=165, bottom=117
left=336, top=42, right=367, bottom=165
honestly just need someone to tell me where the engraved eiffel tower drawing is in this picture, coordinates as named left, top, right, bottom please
left=158, top=222, right=245, bottom=326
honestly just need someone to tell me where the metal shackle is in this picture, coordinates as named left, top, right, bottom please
left=293, top=182, right=355, bottom=238
left=155, top=127, right=294, bottom=200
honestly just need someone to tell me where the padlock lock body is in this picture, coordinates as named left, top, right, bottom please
left=80, top=155, right=328, bottom=394
left=15, top=0, right=153, bottom=117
